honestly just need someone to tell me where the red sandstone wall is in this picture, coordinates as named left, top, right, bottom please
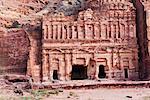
left=133, top=0, right=149, bottom=79
left=0, top=28, right=29, bottom=74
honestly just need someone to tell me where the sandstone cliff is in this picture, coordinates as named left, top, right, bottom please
left=0, top=28, right=29, bottom=74
left=0, top=0, right=149, bottom=79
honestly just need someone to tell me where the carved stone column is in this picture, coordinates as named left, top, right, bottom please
left=57, top=24, right=61, bottom=39
left=65, top=53, right=72, bottom=80
left=85, top=24, right=94, bottom=39
left=116, top=23, right=119, bottom=38
left=110, top=47, right=114, bottom=78
left=53, top=24, right=57, bottom=39
left=78, top=25, right=84, bottom=39
left=102, top=24, right=107, bottom=39
left=72, top=25, right=77, bottom=39
left=107, top=23, right=110, bottom=39
left=107, top=47, right=113, bottom=79
left=94, top=22, right=100, bottom=39
left=66, top=24, right=70, bottom=39
left=62, top=24, right=67, bottom=39
left=43, top=25, right=48, bottom=39
left=120, top=23, right=125, bottom=38
left=85, top=23, right=88, bottom=39
left=48, top=24, right=52, bottom=39
left=59, top=55, right=65, bottom=81
left=95, top=62, right=99, bottom=79
left=42, top=53, right=49, bottom=81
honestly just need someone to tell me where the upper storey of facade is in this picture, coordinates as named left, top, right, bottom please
left=42, top=0, right=137, bottom=46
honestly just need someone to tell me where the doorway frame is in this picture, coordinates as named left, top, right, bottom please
left=98, top=64, right=106, bottom=78
left=71, top=64, right=88, bottom=80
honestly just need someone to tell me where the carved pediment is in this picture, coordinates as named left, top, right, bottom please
left=50, top=49, right=63, bottom=53
left=73, top=49, right=91, bottom=54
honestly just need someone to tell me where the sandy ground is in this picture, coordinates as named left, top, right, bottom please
left=0, top=79, right=150, bottom=100
left=0, top=88, right=150, bottom=100
left=44, top=88, right=150, bottom=100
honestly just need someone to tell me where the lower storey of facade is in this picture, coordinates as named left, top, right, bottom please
left=41, top=46, right=139, bottom=82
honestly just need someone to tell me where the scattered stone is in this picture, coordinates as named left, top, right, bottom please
left=14, top=87, right=23, bottom=96
left=58, top=89, right=63, bottom=92
left=126, top=96, right=132, bottom=98
left=48, top=90, right=59, bottom=95
left=67, top=96, right=71, bottom=98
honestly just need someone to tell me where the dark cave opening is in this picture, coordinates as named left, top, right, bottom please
left=71, top=65, right=88, bottom=80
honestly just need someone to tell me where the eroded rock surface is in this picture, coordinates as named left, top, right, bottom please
left=0, top=29, right=29, bottom=74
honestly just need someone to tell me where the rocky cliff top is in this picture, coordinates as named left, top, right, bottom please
left=0, top=0, right=86, bottom=28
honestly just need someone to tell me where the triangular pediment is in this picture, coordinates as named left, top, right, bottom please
left=50, top=49, right=63, bottom=53
left=73, top=49, right=91, bottom=53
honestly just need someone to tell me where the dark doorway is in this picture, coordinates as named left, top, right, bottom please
left=53, top=70, right=58, bottom=80
left=124, top=69, right=128, bottom=78
left=98, top=65, right=106, bottom=78
left=71, top=65, right=88, bottom=80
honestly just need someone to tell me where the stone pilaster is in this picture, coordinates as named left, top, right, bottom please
left=111, top=47, right=114, bottom=78
left=33, top=65, right=41, bottom=83
left=53, top=24, right=57, bottom=39
left=85, top=24, right=94, bottom=39
left=94, top=22, right=100, bottom=39
left=59, top=55, right=65, bottom=81
left=120, top=24, right=125, bottom=38
left=62, top=24, right=67, bottom=39
left=107, top=23, right=110, bottom=39
left=85, top=24, right=88, bottom=39
left=66, top=24, right=70, bottom=39
left=57, top=24, right=62, bottom=39
left=95, top=62, right=99, bottom=79
left=111, top=24, right=114, bottom=39
left=65, top=53, right=72, bottom=80
left=107, top=56, right=112, bottom=79
left=72, top=25, right=77, bottom=39
left=116, top=23, right=119, bottom=38
left=42, top=53, right=49, bottom=81
left=48, top=24, right=52, bottom=39
left=78, top=25, right=84, bottom=39
left=43, top=25, right=48, bottom=39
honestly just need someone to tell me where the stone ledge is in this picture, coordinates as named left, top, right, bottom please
left=32, top=80, right=150, bottom=89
